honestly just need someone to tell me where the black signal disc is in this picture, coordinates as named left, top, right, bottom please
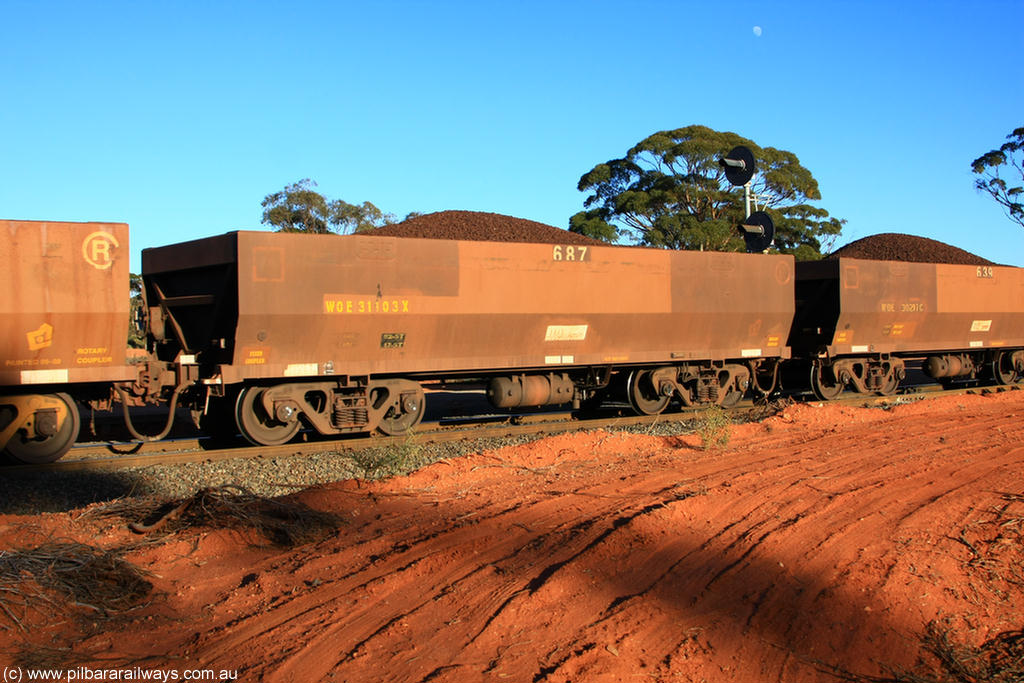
left=739, top=211, right=775, bottom=252
left=721, top=146, right=756, bottom=186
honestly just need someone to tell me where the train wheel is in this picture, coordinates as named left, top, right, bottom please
left=626, top=370, right=671, bottom=415
left=992, top=351, right=1022, bottom=385
left=378, top=386, right=426, bottom=436
left=3, top=393, right=80, bottom=464
left=809, top=364, right=844, bottom=401
left=235, top=386, right=301, bottom=447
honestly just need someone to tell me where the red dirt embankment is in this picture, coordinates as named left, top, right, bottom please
left=2, top=391, right=1023, bottom=682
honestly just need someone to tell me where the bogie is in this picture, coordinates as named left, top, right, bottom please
left=225, top=378, right=429, bottom=445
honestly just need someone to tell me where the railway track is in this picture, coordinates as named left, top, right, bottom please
left=10, top=408, right=671, bottom=473
left=9, top=382, right=1010, bottom=475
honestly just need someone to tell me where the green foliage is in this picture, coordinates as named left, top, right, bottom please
left=568, top=210, right=619, bottom=242
left=128, top=273, right=145, bottom=349
left=971, top=126, right=1024, bottom=230
left=570, top=125, right=844, bottom=258
left=697, top=404, right=731, bottom=451
left=260, top=179, right=398, bottom=234
left=349, top=439, right=425, bottom=479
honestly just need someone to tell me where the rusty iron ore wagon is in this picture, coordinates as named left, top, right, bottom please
left=1, top=220, right=136, bottom=462
left=140, top=231, right=795, bottom=446
left=790, top=258, right=1024, bottom=399
left=3, top=218, right=1023, bottom=464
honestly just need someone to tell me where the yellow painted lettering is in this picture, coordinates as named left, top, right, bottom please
left=90, top=239, right=110, bottom=265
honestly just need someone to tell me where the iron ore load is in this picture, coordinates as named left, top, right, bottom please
left=1, top=213, right=1022, bottom=465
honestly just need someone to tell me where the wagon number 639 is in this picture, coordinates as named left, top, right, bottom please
left=552, top=245, right=590, bottom=262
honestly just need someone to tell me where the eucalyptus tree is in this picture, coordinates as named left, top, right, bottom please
left=971, top=126, right=1024, bottom=230
left=570, top=125, right=844, bottom=259
left=261, top=179, right=396, bottom=234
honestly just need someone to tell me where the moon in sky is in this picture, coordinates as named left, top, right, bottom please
left=753, top=26, right=762, bottom=37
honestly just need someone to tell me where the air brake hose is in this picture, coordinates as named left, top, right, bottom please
left=751, top=361, right=780, bottom=395
left=114, top=383, right=187, bottom=442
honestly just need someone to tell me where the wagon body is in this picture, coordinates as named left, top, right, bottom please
left=142, top=231, right=795, bottom=382
left=0, top=220, right=134, bottom=387
left=790, top=258, right=1024, bottom=357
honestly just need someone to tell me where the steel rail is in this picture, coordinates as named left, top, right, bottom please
left=6, top=383, right=1017, bottom=475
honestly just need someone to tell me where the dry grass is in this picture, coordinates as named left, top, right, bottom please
left=880, top=492, right=1024, bottom=683
left=830, top=491, right=1024, bottom=683
left=955, top=491, right=1024, bottom=594
left=912, top=624, right=1024, bottom=683
left=0, top=542, right=152, bottom=632
left=87, top=484, right=343, bottom=547
left=349, top=439, right=425, bottom=479
left=746, top=395, right=796, bottom=422
left=817, top=623, right=1024, bottom=683
left=853, top=623, right=1024, bottom=683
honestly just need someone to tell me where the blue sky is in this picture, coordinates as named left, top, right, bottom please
left=2, top=0, right=1022, bottom=270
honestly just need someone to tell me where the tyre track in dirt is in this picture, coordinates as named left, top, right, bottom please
left=505, top=402, right=1024, bottom=682
left=38, top=391, right=1024, bottom=682
left=177, top=475, right=699, bottom=680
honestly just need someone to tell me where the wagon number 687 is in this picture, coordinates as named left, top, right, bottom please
left=552, top=245, right=590, bottom=262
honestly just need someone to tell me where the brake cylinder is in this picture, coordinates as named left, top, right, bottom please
left=924, top=354, right=973, bottom=379
left=487, top=375, right=575, bottom=408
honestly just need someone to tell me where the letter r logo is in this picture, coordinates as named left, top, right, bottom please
left=82, top=231, right=120, bottom=270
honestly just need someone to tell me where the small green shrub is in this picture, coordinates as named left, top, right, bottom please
left=697, top=404, right=731, bottom=450
left=350, top=439, right=423, bottom=479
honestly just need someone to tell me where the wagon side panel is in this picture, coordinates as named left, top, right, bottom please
left=798, top=258, right=1024, bottom=357
left=933, top=264, right=1024, bottom=351
left=1, top=220, right=133, bottom=386
left=223, top=233, right=792, bottom=382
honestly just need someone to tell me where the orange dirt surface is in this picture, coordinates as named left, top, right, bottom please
left=3, top=391, right=1024, bottom=682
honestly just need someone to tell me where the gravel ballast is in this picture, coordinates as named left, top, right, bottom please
left=0, top=436, right=547, bottom=516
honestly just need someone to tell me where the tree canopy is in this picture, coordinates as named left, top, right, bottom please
left=569, top=125, right=844, bottom=259
left=971, top=126, right=1024, bottom=230
left=261, top=179, right=397, bottom=234
left=128, top=273, right=145, bottom=348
